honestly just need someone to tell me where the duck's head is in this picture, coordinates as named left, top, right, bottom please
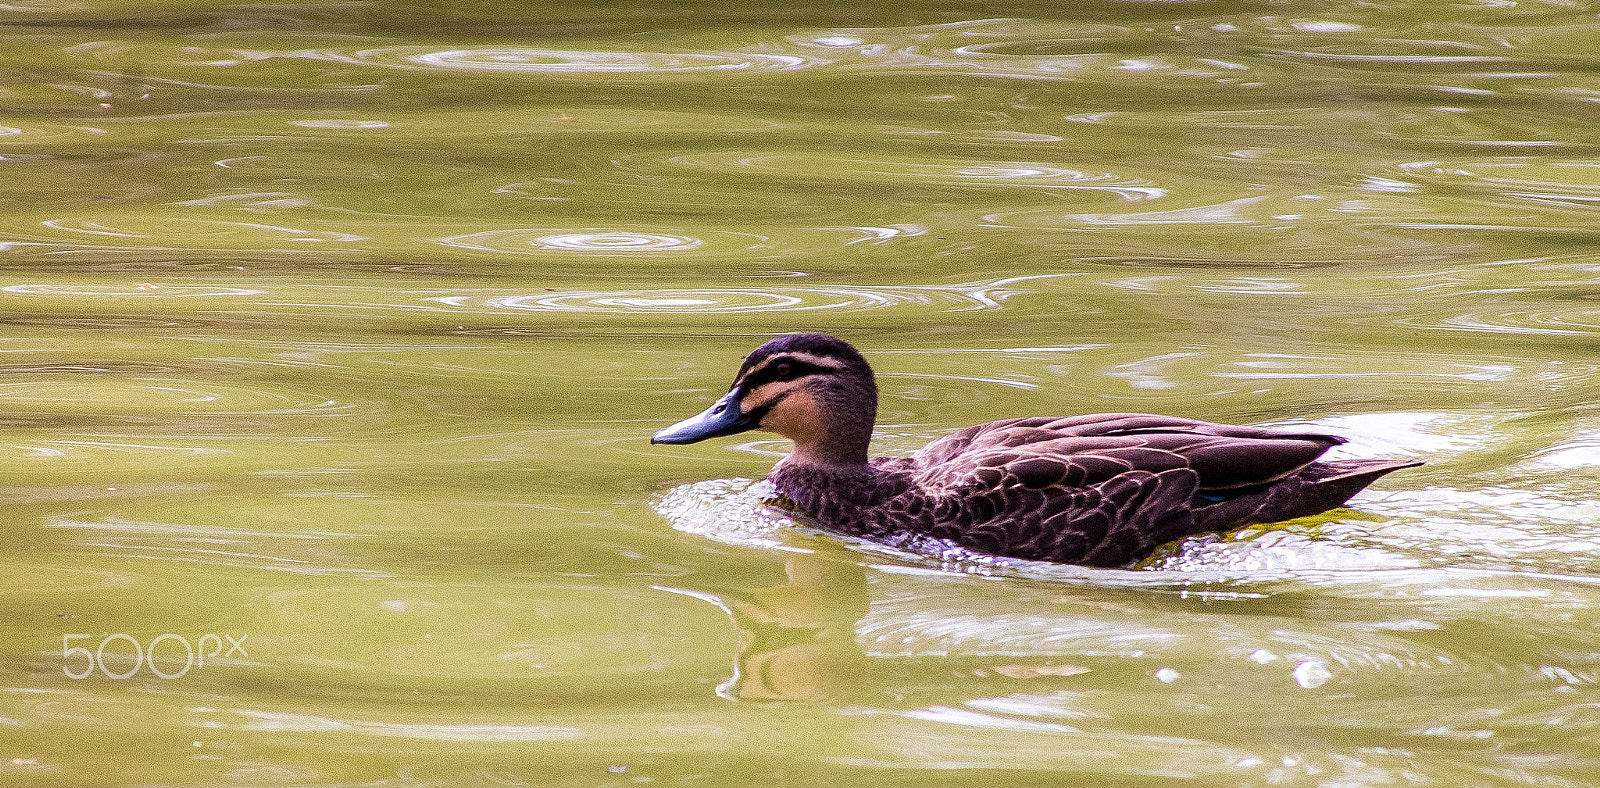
left=651, top=333, right=878, bottom=466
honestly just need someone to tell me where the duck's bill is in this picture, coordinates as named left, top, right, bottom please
left=651, top=390, right=759, bottom=444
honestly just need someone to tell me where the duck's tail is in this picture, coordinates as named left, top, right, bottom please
left=1194, top=458, right=1423, bottom=533
left=1282, top=458, right=1423, bottom=518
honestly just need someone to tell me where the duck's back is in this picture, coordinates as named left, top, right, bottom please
left=912, top=413, right=1341, bottom=492
left=895, top=413, right=1418, bottom=565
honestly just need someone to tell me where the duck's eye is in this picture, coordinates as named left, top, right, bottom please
left=775, top=362, right=793, bottom=378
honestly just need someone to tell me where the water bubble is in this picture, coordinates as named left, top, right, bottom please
left=652, top=478, right=796, bottom=549
left=1292, top=660, right=1332, bottom=688
left=1155, top=667, right=1180, bottom=683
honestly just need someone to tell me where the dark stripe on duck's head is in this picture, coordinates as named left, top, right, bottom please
left=738, top=355, right=844, bottom=390
left=733, top=334, right=877, bottom=409
left=737, top=334, right=872, bottom=381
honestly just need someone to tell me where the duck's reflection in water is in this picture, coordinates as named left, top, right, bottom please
left=659, top=552, right=869, bottom=702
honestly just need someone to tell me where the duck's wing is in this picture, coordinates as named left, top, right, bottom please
left=903, top=413, right=1414, bottom=565
left=911, top=413, right=1344, bottom=494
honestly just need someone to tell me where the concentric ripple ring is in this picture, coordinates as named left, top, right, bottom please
left=389, top=47, right=818, bottom=74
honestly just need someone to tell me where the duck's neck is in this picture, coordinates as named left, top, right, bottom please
left=785, top=435, right=871, bottom=468
left=774, top=453, right=868, bottom=475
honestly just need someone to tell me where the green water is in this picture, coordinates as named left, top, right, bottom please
left=4, top=0, right=1600, bottom=784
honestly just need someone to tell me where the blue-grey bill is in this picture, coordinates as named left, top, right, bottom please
left=651, top=391, right=756, bottom=444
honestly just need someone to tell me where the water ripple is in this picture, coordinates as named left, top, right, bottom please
left=288, top=119, right=389, bottom=130
left=490, top=288, right=895, bottom=314
left=1355, top=486, right=1600, bottom=574
left=1144, top=529, right=1422, bottom=573
left=438, top=229, right=706, bottom=255
left=984, top=196, right=1266, bottom=228
left=0, top=122, right=107, bottom=147
left=1528, top=431, right=1600, bottom=469
left=1263, top=49, right=1512, bottom=67
left=1399, top=308, right=1600, bottom=337
left=0, top=379, right=354, bottom=419
left=1394, top=158, right=1600, bottom=209
left=818, top=224, right=927, bottom=245
left=45, top=516, right=387, bottom=577
left=293, top=46, right=822, bottom=74
left=436, top=276, right=1061, bottom=315
left=670, top=153, right=1166, bottom=200
left=1, top=283, right=265, bottom=297
left=236, top=710, right=581, bottom=740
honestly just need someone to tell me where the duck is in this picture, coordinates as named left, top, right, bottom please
left=651, top=333, right=1422, bottom=567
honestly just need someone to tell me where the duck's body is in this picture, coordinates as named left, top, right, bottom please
left=765, top=414, right=1417, bottom=565
left=653, top=334, right=1420, bottom=567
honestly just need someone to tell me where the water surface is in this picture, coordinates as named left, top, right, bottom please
left=4, top=0, right=1600, bottom=784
